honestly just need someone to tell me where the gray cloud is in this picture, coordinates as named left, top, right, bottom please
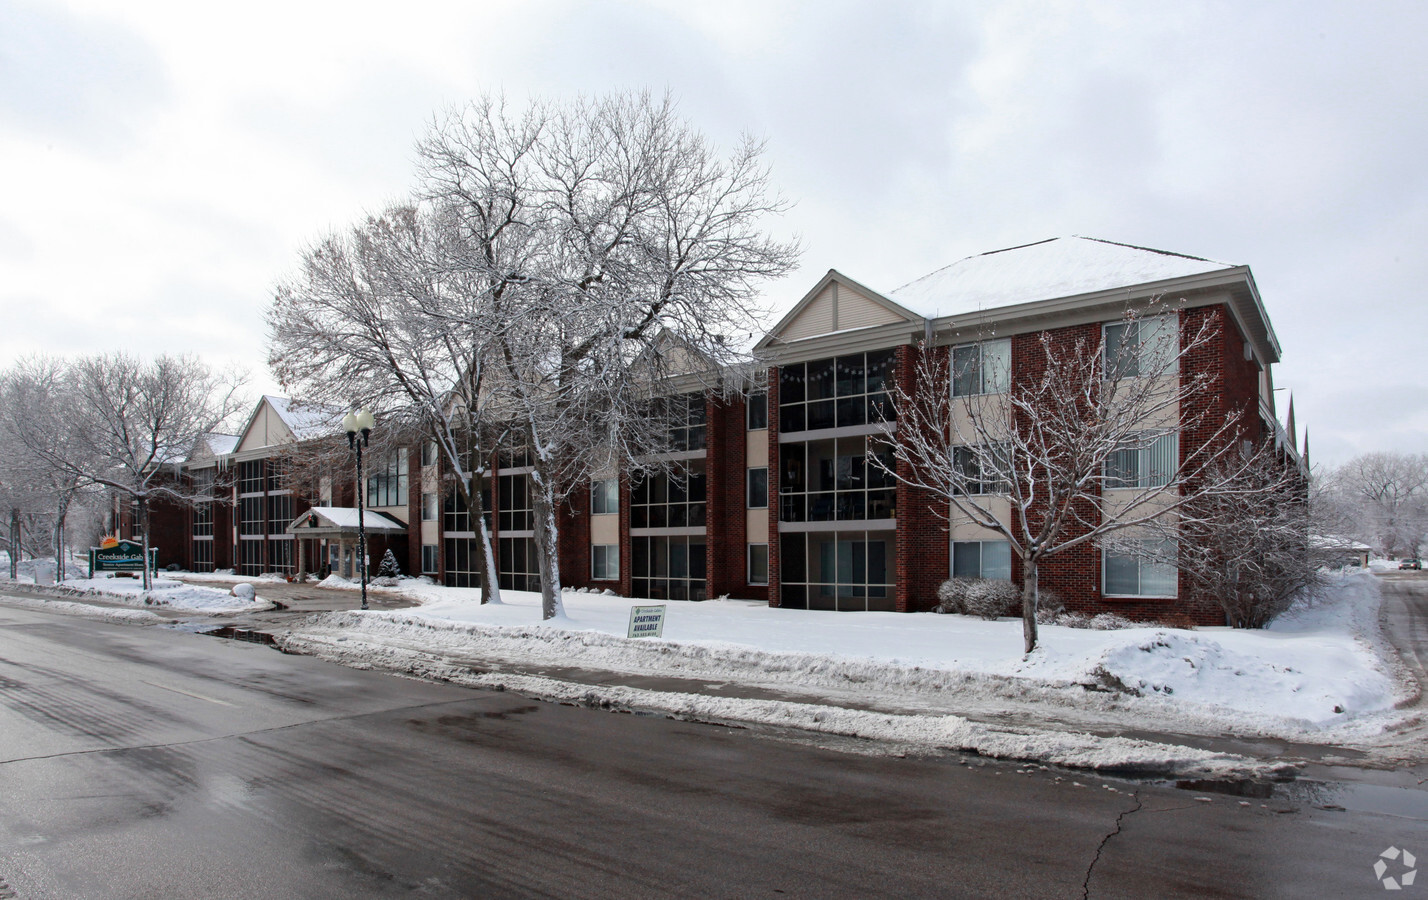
left=0, top=1, right=168, bottom=149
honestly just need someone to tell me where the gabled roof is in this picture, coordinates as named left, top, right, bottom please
left=267, top=396, right=344, bottom=442
left=205, top=433, right=240, bottom=456
left=286, top=507, right=408, bottom=535
left=889, top=237, right=1239, bottom=319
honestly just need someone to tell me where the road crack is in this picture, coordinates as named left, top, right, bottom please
left=1083, top=789, right=1142, bottom=899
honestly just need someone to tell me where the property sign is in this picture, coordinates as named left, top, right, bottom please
left=627, top=604, right=667, bottom=638
left=88, top=540, right=157, bottom=576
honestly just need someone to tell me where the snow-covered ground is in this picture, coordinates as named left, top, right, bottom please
left=0, top=566, right=269, bottom=612
left=274, top=570, right=1412, bottom=776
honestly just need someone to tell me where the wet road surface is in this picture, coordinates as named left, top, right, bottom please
left=0, top=598, right=1424, bottom=898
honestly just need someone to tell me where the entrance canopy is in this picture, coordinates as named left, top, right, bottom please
left=286, top=506, right=408, bottom=538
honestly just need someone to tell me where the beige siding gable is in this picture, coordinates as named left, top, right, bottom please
left=779, top=279, right=908, bottom=342
left=236, top=400, right=296, bottom=453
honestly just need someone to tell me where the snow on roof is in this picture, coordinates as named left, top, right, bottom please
left=205, top=433, right=240, bottom=456
left=266, top=395, right=344, bottom=441
left=888, top=237, right=1240, bottom=320
left=1310, top=535, right=1374, bottom=552
left=291, top=507, right=408, bottom=533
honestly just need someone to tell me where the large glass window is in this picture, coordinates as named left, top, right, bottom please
left=666, top=393, right=706, bottom=451
left=592, top=545, right=619, bottom=580
left=191, top=538, right=213, bottom=572
left=444, top=479, right=491, bottom=535
left=1105, top=432, right=1178, bottom=489
left=632, top=536, right=706, bottom=602
left=443, top=537, right=481, bottom=587
left=237, top=460, right=263, bottom=495
left=499, top=536, right=539, bottom=591
left=1105, top=315, right=1177, bottom=379
left=238, top=539, right=264, bottom=577
left=779, top=437, right=895, bottom=523
left=631, top=466, right=706, bottom=529
left=779, top=350, right=895, bottom=433
left=498, top=474, right=533, bottom=531
left=1104, top=540, right=1178, bottom=598
left=421, top=492, right=438, bottom=522
left=951, top=540, right=1013, bottom=580
left=592, top=478, right=619, bottom=515
left=779, top=531, right=895, bottom=612
left=238, top=496, right=264, bottom=536
left=268, top=538, right=293, bottom=574
left=367, top=448, right=409, bottom=508
left=421, top=544, right=439, bottom=575
left=951, top=339, right=1011, bottom=396
left=191, top=469, right=215, bottom=538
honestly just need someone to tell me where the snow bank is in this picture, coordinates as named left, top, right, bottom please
left=58, top=575, right=269, bottom=611
left=284, top=571, right=1404, bottom=743
left=0, top=592, right=162, bottom=624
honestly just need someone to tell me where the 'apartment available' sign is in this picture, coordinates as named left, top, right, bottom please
left=627, top=604, right=667, bottom=638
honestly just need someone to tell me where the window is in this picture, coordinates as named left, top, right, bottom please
left=268, top=538, right=293, bottom=574
left=592, top=478, right=619, bottom=515
left=952, top=445, right=1009, bottom=495
left=632, top=536, right=706, bottom=601
left=421, top=492, right=438, bottom=522
left=421, top=544, right=439, bottom=575
left=444, top=478, right=491, bottom=534
left=443, top=537, right=480, bottom=587
left=1106, top=432, right=1178, bottom=489
left=780, top=436, right=895, bottom=523
left=1104, top=540, right=1178, bottom=598
left=631, top=466, right=706, bottom=529
left=238, top=496, right=265, bottom=536
left=747, top=467, right=768, bottom=509
left=667, top=393, right=707, bottom=451
left=237, top=460, right=263, bottom=495
left=267, top=494, right=292, bottom=534
left=499, top=473, right=533, bottom=531
left=778, top=531, right=895, bottom=612
left=779, top=350, right=895, bottom=433
left=593, top=544, right=619, bottom=580
left=747, top=392, right=768, bottom=430
left=1105, top=315, right=1177, bottom=378
left=191, top=538, right=213, bottom=572
left=498, top=536, right=540, bottom=591
left=421, top=441, right=438, bottom=467
left=952, top=540, right=1013, bottom=580
left=951, top=339, right=1010, bottom=397
left=748, top=544, right=769, bottom=585
left=367, top=448, right=409, bottom=507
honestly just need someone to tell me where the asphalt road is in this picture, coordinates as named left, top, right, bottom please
left=0, top=597, right=1424, bottom=899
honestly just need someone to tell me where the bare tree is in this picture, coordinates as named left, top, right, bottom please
left=0, top=358, right=102, bottom=583
left=4, top=354, right=246, bottom=589
left=270, top=203, right=516, bottom=603
left=877, top=306, right=1265, bottom=653
left=419, top=90, right=798, bottom=619
left=1129, top=446, right=1315, bottom=628
left=1321, top=452, right=1428, bottom=558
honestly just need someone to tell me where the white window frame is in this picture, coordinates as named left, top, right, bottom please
left=1105, top=431, right=1178, bottom=489
left=951, top=540, right=1013, bottom=580
left=421, top=491, right=438, bottom=522
left=421, top=440, right=438, bottom=467
left=1104, top=315, right=1177, bottom=379
left=421, top=544, right=440, bottom=574
left=747, top=467, right=768, bottom=509
left=748, top=543, right=769, bottom=585
left=952, top=444, right=1010, bottom=495
left=592, top=477, right=619, bottom=515
left=951, top=338, right=1011, bottom=397
left=747, top=391, right=768, bottom=430
left=1103, top=539, right=1178, bottom=598
left=592, top=544, right=619, bottom=580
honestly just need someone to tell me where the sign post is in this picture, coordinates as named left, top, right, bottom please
left=626, top=604, right=667, bottom=639
left=88, top=540, right=158, bottom=578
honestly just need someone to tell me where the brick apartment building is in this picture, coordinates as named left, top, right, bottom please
left=157, top=237, right=1299, bottom=624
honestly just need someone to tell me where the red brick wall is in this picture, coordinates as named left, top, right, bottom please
left=894, top=343, right=951, bottom=612
left=563, top=482, right=593, bottom=590
left=705, top=395, right=749, bottom=599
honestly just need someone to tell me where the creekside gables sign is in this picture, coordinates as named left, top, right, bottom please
left=88, top=540, right=158, bottom=577
left=627, top=604, right=667, bottom=638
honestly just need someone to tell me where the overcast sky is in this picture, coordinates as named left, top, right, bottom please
left=1, top=0, right=1423, bottom=467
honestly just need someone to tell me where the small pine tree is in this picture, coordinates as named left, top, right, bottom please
left=378, top=549, right=401, bottom=578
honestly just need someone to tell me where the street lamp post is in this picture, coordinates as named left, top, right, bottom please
left=343, top=408, right=376, bottom=611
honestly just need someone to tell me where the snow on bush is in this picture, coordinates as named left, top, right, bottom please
left=936, top=578, right=1020, bottom=618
